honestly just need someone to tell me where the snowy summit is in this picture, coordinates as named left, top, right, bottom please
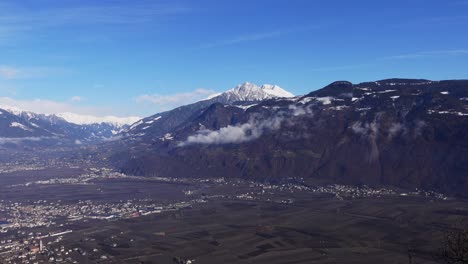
left=206, top=82, right=294, bottom=104
left=55, top=112, right=141, bottom=127
left=0, top=104, right=140, bottom=127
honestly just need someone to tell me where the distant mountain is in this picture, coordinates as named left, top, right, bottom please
left=0, top=82, right=290, bottom=147
left=0, top=106, right=139, bottom=146
left=206, top=82, right=294, bottom=104
left=123, top=82, right=294, bottom=140
left=55, top=112, right=140, bottom=127
left=107, top=79, right=468, bottom=196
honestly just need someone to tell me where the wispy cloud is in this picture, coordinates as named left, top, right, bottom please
left=200, top=25, right=318, bottom=49
left=0, top=66, right=19, bottom=79
left=0, top=137, right=48, bottom=145
left=70, top=96, right=83, bottom=102
left=0, top=2, right=190, bottom=24
left=179, top=104, right=314, bottom=146
left=308, top=63, right=372, bottom=72
left=181, top=115, right=284, bottom=146
left=0, top=65, right=69, bottom=80
left=0, top=1, right=190, bottom=42
left=0, top=96, right=113, bottom=116
left=308, top=49, right=468, bottom=72
left=0, top=82, right=17, bottom=96
left=135, top=88, right=216, bottom=111
left=382, top=49, right=468, bottom=60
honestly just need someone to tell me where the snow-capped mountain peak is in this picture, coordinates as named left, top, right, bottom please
left=260, top=84, right=294, bottom=98
left=0, top=104, right=25, bottom=116
left=0, top=105, right=142, bottom=144
left=55, top=112, right=141, bottom=127
left=209, top=82, right=294, bottom=104
left=125, top=82, right=294, bottom=138
left=0, top=104, right=140, bottom=127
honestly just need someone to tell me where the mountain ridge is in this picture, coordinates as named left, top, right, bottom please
left=123, top=82, right=294, bottom=140
left=0, top=104, right=139, bottom=127
left=206, top=82, right=293, bottom=104
left=105, top=78, right=468, bottom=196
left=0, top=82, right=293, bottom=146
left=0, top=106, right=135, bottom=145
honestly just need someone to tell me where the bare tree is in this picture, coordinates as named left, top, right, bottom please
left=436, top=226, right=468, bottom=264
left=408, top=247, right=413, bottom=264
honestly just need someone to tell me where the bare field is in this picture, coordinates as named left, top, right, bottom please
left=1, top=167, right=467, bottom=263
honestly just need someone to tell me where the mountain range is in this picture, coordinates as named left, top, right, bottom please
left=123, top=82, right=293, bottom=141
left=0, top=105, right=139, bottom=146
left=0, top=82, right=290, bottom=147
left=104, top=79, right=468, bottom=196
left=2, top=79, right=468, bottom=196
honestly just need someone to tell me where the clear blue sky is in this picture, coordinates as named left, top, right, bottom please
left=0, top=0, right=467, bottom=117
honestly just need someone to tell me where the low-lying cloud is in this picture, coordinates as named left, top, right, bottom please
left=350, top=119, right=427, bottom=163
left=180, top=104, right=312, bottom=146
left=350, top=121, right=380, bottom=163
left=0, top=137, right=46, bottom=145
left=182, top=116, right=284, bottom=146
left=289, top=104, right=313, bottom=116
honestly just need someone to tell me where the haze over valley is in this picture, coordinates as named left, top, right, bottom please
left=1, top=1, right=468, bottom=263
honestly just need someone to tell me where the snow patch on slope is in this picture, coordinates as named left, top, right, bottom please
left=10, top=122, right=32, bottom=131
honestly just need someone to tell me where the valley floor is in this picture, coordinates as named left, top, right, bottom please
left=0, top=164, right=466, bottom=263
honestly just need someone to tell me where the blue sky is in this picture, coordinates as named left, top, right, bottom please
left=0, top=0, right=467, bottom=117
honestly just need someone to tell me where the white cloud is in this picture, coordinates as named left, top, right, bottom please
left=309, top=63, right=372, bottom=72
left=0, top=66, right=19, bottom=79
left=70, top=96, right=83, bottom=102
left=388, top=122, right=406, bottom=138
left=0, top=2, right=190, bottom=43
left=0, top=137, right=47, bottom=145
left=201, top=31, right=287, bottom=49
left=181, top=115, right=284, bottom=146
left=382, top=49, right=468, bottom=60
left=0, top=96, right=109, bottom=116
left=135, top=88, right=216, bottom=111
left=350, top=121, right=380, bottom=163
left=0, top=82, right=17, bottom=95
left=180, top=104, right=313, bottom=146
left=200, top=25, right=319, bottom=49
left=0, top=65, right=68, bottom=79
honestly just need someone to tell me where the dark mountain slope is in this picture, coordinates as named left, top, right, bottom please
left=123, top=82, right=293, bottom=142
left=107, top=79, right=468, bottom=196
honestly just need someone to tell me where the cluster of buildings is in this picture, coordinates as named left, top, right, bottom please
left=251, top=181, right=449, bottom=200
left=0, top=195, right=207, bottom=263
left=0, top=229, right=76, bottom=264
left=182, top=177, right=449, bottom=202
left=10, top=167, right=125, bottom=188
left=0, top=165, right=451, bottom=263
left=0, top=155, right=87, bottom=175
left=0, top=163, right=46, bottom=174
left=0, top=198, right=166, bottom=231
